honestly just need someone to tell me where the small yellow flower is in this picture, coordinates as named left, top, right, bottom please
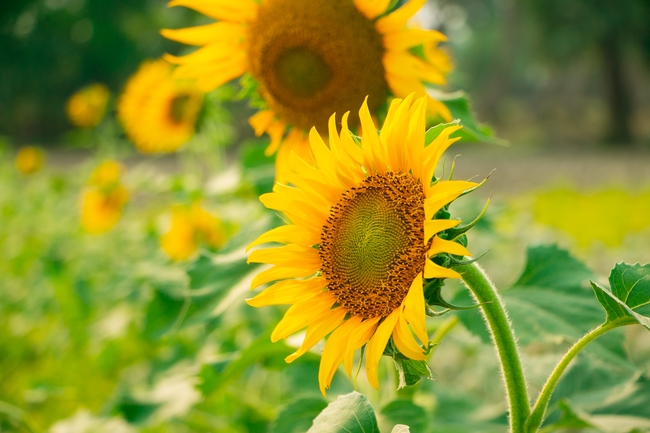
left=15, top=146, right=45, bottom=174
left=117, top=59, right=203, bottom=154
left=80, top=161, right=129, bottom=234
left=162, top=0, right=452, bottom=178
left=160, top=202, right=225, bottom=261
left=247, top=95, right=477, bottom=395
left=66, top=83, right=110, bottom=128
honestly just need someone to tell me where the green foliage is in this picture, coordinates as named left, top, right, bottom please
left=307, top=392, right=379, bottom=433
left=591, top=263, right=650, bottom=330
left=381, top=400, right=425, bottom=432
left=437, top=92, right=506, bottom=145
left=270, top=397, right=328, bottom=433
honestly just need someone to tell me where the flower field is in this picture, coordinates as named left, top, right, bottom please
left=2, top=0, right=650, bottom=432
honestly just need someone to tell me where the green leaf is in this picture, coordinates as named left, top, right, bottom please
left=307, top=391, right=379, bottom=433
left=457, top=246, right=627, bottom=363
left=435, top=91, right=507, bottom=146
left=198, top=331, right=292, bottom=396
left=393, top=357, right=434, bottom=388
left=271, top=397, right=328, bottom=433
left=240, top=138, right=275, bottom=195
left=513, top=244, right=593, bottom=290
left=391, top=425, right=411, bottom=433
left=143, top=216, right=277, bottom=336
left=591, top=263, right=650, bottom=330
left=424, top=120, right=461, bottom=146
left=381, top=400, right=427, bottom=432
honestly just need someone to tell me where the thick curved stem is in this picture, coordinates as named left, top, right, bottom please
left=457, top=262, right=530, bottom=433
left=525, top=319, right=632, bottom=432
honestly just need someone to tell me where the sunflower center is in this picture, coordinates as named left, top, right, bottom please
left=170, top=94, right=191, bottom=124
left=320, top=172, right=427, bottom=319
left=273, top=47, right=332, bottom=98
left=248, top=0, right=388, bottom=132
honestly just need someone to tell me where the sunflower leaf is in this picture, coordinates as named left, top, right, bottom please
left=424, top=119, right=461, bottom=146
left=590, top=263, right=650, bottom=330
left=434, top=91, right=507, bottom=146
left=307, top=391, right=379, bottom=433
left=391, top=425, right=411, bottom=433
left=271, top=396, right=328, bottom=433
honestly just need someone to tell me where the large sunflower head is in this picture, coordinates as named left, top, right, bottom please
left=246, top=95, right=479, bottom=394
left=162, top=0, right=452, bottom=175
left=66, top=83, right=110, bottom=129
left=117, top=59, right=203, bottom=154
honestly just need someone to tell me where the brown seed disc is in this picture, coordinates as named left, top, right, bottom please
left=319, top=172, right=427, bottom=319
left=247, top=0, right=388, bottom=133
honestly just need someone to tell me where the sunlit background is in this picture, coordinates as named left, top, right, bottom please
left=2, top=0, right=650, bottom=431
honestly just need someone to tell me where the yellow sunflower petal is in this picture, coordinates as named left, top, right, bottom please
left=424, top=260, right=461, bottom=279
left=247, top=225, right=320, bottom=251
left=167, top=0, right=257, bottom=23
left=424, top=219, right=460, bottom=244
left=249, top=110, right=275, bottom=136
left=246, top=277, right=326, bottom=307
left=250, top=264, right=319, bottom=290
left=365, top=308, right=401, bottom=390
left=285, top=306, right=348, bottom=363
left=318, top=317, right=360, bottom=396
left=271, top=291, right=337, bottom=342
left=424, top=180, right=478, bottom=220
left=383, top=28, right=446, bottom=51
left=376, top=0, right=427, bottom=34
left=343, top=316, right=381, bottom=377
left=428, top=236, right=471, bottom=258
left=353, top=0, right=391, bottom=20
left=248, top=244, right=320, bottom=269
left=160, top=22, right=245, bottom=46
left=359, top=97, right=386, bottom=171
left=393, top=312, right=426, bottom=360
left=401, top=272, right=428, bottom=345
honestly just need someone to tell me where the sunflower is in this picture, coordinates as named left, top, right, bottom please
left=15, top=146, right=45, bottom=175
left=246, top=95, right=477, bottom=394
left=117, top=59, right=203, bottom=154
left=80, top=160, right=129, bottom=234
left=66, top=83, right=110, bottom=128
left=160, top=202, right=226, bottom=261
left=162, top=0, right=452, bottom=176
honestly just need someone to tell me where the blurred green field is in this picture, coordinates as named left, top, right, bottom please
left=3, top=138, right=650, bottom=432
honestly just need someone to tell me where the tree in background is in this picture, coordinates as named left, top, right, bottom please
left=523, top=0, right=650, bottom=144
left=0, top=0, right=191, bottom=144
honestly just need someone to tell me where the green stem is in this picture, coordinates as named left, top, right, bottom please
left=457, top=262, right=530, bottom=433
left=525, top=319, right=631, bottom=432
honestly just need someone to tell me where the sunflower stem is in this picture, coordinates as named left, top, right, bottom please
left=524, top=318, right=632, bottom=432
left=457, top=262, right=530, bottom=433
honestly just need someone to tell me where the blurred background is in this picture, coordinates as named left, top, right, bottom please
left=2, top=0, right=650, bottom=146
left=2, top=0, right=650, bottom=432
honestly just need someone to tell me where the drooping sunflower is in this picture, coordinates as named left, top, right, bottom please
left=80, top=160, right=129, bottom=234
left=246, top=95, right=478, bottom=394
left=160, top=202, right=226, bottom=261
left=117, top=59, right=203, bottom=154
left=162, top=0, right=452, bottom=176
left=66, top=83, right=110, bottom=129
left=15, top=146, right=45, bottom=175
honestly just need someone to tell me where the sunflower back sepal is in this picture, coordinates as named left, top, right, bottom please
left=445, top=198, right=491, bottom=241
left=381, top=339, right=435, bottom=389
left=423, top=278, right=481, bottom=312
